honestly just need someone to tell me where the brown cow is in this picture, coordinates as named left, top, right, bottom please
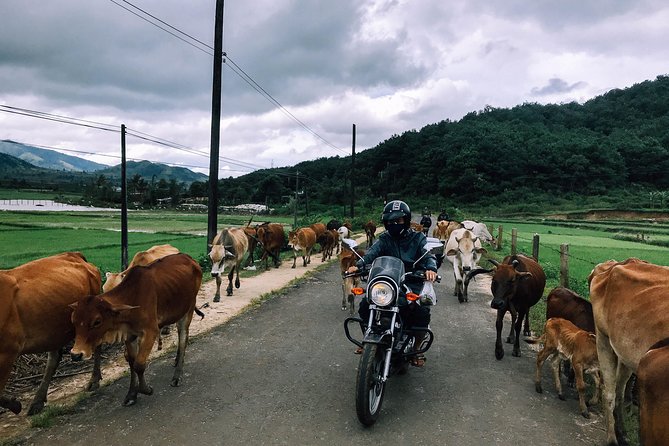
left=209, top=227, right=249, bottom=301
left=364, top=220, right=377, bottom=248
left=588, top=258, right=669, bottom=446
left=432, top=220, right=462, bottom=243
left=339, top=247, right=365, bottom=315
left=69, top=253, right=203, bottom=407
left=0, top=252, right=102, bottom=415
left=288, top=227, right=317, bottom=268
left=638, top=337, right=669, bottom=446
left=317, top=229, right=337, bottom=262
left=410, top=222, right=423, bottom=233
left=309, top=222, right=326, bottom=239
left=468, top=254, right=546, bottom=360
left=256, top=223, right=285, bottom=269
left=242, top=225, right=259, bottom=268
left=528, top=318, right=601, bottom=418
left=546, top=287, right=595, bottom=333
left=103, top=244, right=180, bottom=292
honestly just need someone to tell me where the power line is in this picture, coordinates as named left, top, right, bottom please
left=108, top=0, right=350, bottom=157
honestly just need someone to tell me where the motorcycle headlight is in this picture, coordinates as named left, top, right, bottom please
left=369, top=281, right=395, bottom=306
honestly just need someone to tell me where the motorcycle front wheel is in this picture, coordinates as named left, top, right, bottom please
left=355, top=343, right=386, bottom=426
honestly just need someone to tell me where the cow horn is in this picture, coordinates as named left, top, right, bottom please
left=464, top=267, right=493, bottom=287
left=512, top=259, right=519, bottom=268
left=488, top=259, right=500, bottom=267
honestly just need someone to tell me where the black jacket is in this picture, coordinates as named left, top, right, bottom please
left=356, top=229, right=438, bottom=273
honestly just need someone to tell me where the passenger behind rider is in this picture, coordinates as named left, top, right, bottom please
left=347, top=200, right=438, bottom=367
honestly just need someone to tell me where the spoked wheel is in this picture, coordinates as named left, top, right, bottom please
left=355, top=343, right=386, bottom=426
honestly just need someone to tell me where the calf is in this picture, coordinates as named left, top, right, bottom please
left=70, top=253, right=203, bottom=407
left=529, top=318, right=601, bottom=418
left=209, top=227, right=249, bottom=301
left=339, top=247, right=365, bottom=315
left=445, top=228, right=486, bottom=303
left=638, top=337, right=669, bottom=446
left=288, top=227, right=317, bottom=268
left=0, top=252, right=102, bottom=415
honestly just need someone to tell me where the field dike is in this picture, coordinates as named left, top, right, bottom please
left=0, top=241, right=363, bottom=442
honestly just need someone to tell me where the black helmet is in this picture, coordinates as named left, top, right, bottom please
left=381, top=200, right=411, bottom=231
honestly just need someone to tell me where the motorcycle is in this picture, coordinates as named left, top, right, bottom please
left=342, top=237, right=443, bottom=426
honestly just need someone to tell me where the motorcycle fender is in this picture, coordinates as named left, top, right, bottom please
left=363, top=332, right=392, bottom=346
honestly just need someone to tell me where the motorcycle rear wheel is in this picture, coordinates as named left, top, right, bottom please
left=355, top=343, right=386, bottom=426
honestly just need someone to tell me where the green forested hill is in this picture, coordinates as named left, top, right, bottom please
left=219, top=75, right=669, bottom=213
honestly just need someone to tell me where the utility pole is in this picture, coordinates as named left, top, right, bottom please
left=120, top=124, right=128, bottom=270
left=207, top=0, right=224, bottom=254
left=350, top=123, right=356, bottom=218
left=294, top=170, right=299, bottom=228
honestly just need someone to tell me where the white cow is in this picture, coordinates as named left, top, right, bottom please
left=445, top=228, right=487, bottom=303
left=461, top=220, right=495, bottom=246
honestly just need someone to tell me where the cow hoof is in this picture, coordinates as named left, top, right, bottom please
left=495, top=349, right=504, bottom=360
left=86, top=380, right=100, bottom=392
left=27, top=401, right=44, bottom=416
left=512, top=349, right=521, bottom=357
left=123, top=395, right=138, bottom=406
left=505, top=336, right=512, bottom=343
left=535, top=383, right=543, bottom=393
left=558, top=393, right=566, bottom=401
left=213, top=295, right=220, bottom=303
left=292, top=265, right=296, bottom=269
left=581, top=410, right=590, bottom=419
left=171, top=378, right=181, bottom=387
left=140, top=385, right=153, bottom=396
left=226, top=290, right=233, bottom=296
left=458, top=295, right=465, bottom=303
left=341, top=306, right=347, bottom=311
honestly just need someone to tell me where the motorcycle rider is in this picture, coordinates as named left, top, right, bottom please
left=347, top=200, right=438, bottom=367
left=437, top=209, right=450, bottom=222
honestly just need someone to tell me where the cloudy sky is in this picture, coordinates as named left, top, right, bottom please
left=1, top=0, right=668, bottom=178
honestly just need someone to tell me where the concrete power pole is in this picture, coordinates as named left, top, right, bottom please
left=350, top=123, right=356, bottom=218
left=207, top=0, right=224, bottom=254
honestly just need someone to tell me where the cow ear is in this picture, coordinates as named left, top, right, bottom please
left=446, top=248, right=458, bottom=256
left=476, top=247, right=487, bottom=254
left=109, top=304, right=140, bottom=315
left=518, top=271, right=533, bottom=280
left=69, top=302, right=78, bottom=311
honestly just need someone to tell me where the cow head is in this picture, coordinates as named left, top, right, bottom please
left=209, top=244, right=236, bottom=276
left=489, top=259, right=533, bottom=311
left=288, top=230, right=299, bottom=249
left=102, top=271, right=124, bottom=292
left=69, top=295, right=139, bottom=360
left=446, top=230, right=487, bottom=274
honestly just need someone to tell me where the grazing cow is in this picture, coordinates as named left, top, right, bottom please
left=445, top=228, right=486, bottom=303
left=364, top=220, right=377, bottom=248
left=468, top=254, right=546, bottom=360
left=588, top=258, right=669, bottom=446
left=317, top=229, right=337, bottom=262
left=339, top=247, right=365, bottom=315
left=461, top=220, right=496, bottom=246
left=288, top=227, right=317, bottom=268
left=255, top=223, right=286, bottom=269
left=432, top=220, right=462, bottom=243
left=69, top=253, right=203, bottom=407
left=0, top=252, right=102, bottom=415
left=209, top=227, right=249, bottom=301
left=103, top=244, right=180, bottom=292
left=528, top=318, right=601, bottom=418
left=638, top=337, right=669, bottom=446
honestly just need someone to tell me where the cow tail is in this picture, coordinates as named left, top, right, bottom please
left=194, top=307, right=205, bottom=320
left=524, top=334, right=544, bottom=345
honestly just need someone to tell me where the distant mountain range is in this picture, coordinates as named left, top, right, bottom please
left=0, top=140, right=107, bottom=172
left=0, top=140, right=208, bottom=185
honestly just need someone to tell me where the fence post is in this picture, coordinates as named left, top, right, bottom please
left=496, top=225, right=503, bottom=250
left=532, top=234, right=540, bottom=261
left=511, top=228, right=517, bottom=256
left=560, top=243, right=569, bottom=288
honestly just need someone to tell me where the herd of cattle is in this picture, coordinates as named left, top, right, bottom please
left=0, top=216, right=667, bottom=445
